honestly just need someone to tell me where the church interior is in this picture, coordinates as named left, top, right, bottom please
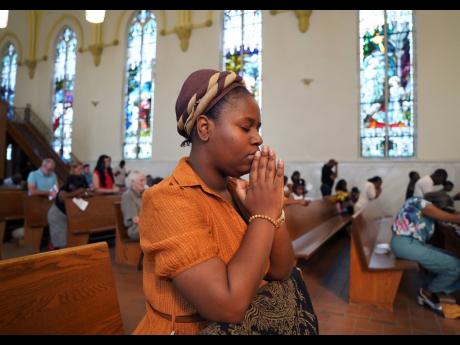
left=1, top=10, right=460, bottom=335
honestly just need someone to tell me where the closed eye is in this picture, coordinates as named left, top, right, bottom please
left=240, top=126, right=250, bottom=132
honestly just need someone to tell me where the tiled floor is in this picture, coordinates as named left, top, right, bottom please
left=2, top=228, right=460, bottom=334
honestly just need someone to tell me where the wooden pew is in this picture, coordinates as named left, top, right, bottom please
left=285, top=197, right=351, bottom=260
left=0, top=189, right=26, bottom=258
left=22, top=195, right=53, bottom=253
left=0, top=242, right=124, bottom=334
left=349, top=203, right=419, bottom=311
left=65, top=194, right=121, bottom=247
left=113, top=202, right=143, bottom=268
left=428, top=221, right=460, bottom=260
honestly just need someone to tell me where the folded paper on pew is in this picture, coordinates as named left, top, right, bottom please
left=72, top=197, right=89, bottom=211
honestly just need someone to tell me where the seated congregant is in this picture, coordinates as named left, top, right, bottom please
left=391, top=195, right=460, bottom=314
left=121, top=170, right=147, bottom=240
left=27, top=158, right=58, bottom=199
left=92, top=154, right=119, bottom=194
left=413, top=169, right=447, bottom=198
left=354, top=176, right=382, bottom=213
left=47, top=163, right=90, bottom=250
left=405, top=171, right=420, bottom=200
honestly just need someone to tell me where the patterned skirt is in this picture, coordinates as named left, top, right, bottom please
left=200, top=267, right=319, bottom=335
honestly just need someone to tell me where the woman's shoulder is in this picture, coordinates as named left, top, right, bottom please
left=143, top=176, right=192, bottom=206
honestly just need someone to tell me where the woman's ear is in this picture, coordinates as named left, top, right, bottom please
left=195, top=115, right=213, bottom=142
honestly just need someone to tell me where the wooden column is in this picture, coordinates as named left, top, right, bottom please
left=0, top=101, right=7, bottom=179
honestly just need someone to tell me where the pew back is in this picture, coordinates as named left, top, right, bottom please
left=0, top=190, right=26, bottom=258
left=352, top=206, right=419, bottom=271
left=0, top=189, right=25, bottom=221
left=65, top=194, right=121, bottom=234
left=23, top=195, right=52, bottom=228
left=286, top=197, right=351, bottom=260
left=0, top=242, right=124, bottom=334
left=113, top=202, right=143, bottom=267
left=22, top=195, right=53, bottom=252
left=285, top=197, right=339, bottom=241
left=349, top=202, right=418, bottom=311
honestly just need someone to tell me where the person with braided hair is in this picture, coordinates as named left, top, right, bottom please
left=134, top=70, right=317, bottom=335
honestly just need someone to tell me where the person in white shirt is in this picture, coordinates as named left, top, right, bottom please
left=354, top=176, right=383, bottom=213
left=413, top=169, right=448, bottom=198
left=289, top=183, right=314, bottom=202
left=114, top=160, right=129, bottom=188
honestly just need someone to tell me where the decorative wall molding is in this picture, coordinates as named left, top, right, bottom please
left=80, top=23, right=118, bottom=67
left=160, top=10, right=213, bottom=52
left=270, top=10, right=313, bottom=33
left=18, top=10, right=47, bottom=79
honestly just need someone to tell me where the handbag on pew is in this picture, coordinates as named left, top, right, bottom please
left=199, top=267, right=319, bottom=335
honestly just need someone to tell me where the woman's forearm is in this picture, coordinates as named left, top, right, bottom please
left=265, top=223, right=295, bottom=281
left=226, top=219, right=276, bottom=310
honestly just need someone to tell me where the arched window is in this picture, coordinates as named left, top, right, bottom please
left=51, top=26, right=77, bottom=161
left=222, top=10, right=262, bottom=106
left=0, top=42, right=18, bottom=119
left=123, top=10, right=157, bottom=160
left=359, top=10, right=415, bottom=158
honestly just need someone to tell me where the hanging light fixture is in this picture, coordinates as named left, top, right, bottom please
left=0, top=10, right=9, bottom=29
left=85, top=10, right=106, bottom=24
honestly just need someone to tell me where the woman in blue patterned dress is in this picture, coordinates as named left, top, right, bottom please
left=391, top=196, right=460, bottom=314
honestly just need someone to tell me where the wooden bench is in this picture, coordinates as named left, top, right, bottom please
left=65, top=194, right=121, bottom=247
left=113, top=202, right=142, bottom=268
left=285, top=197, right=351, bottom=260
left=0, top=189, right=26, bottom=258
left=0, top=242, right=124, bottom=334
left=22, top=195, right=53, bottom=253
left=349, top=203, right=419, bottom=311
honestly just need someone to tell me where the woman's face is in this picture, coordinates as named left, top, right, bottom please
left=207, top=95, right=263, bottom=177
left=104, top=158, right=110, bottom=169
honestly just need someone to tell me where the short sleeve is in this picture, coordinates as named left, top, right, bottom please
left=367, top=183, right=376, bottom=200
left=139, top=185, right=218, bottom=279
left=27, top=171, right=36, bottom=185
left=418, top=198, right=431, bottom=209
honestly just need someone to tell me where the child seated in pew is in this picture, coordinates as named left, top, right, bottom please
left=289, top=182, right=313, bottom=203
left=47, top=163, right=91, bottom=250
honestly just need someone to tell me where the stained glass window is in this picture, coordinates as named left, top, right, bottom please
left=222, top=10, right=262, bottom=106
left=0, top=42, right=18, bottom=119
left=359, top=10, right=415, bottom=158
left=51, top=26, right=77, bottom=161
left=123, top=10, right=157, bottom=160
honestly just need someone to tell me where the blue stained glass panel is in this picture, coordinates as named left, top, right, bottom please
left=123, top=10, right=156, bottom=160
left=359, top=10, right=415, bottom=158
left=51, top=26, right=77, bottom=161
left=222, top=10, right=262, bottom=106
left=0, top=43, right=18, bottom=119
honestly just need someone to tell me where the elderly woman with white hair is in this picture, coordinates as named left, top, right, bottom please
left=121, top=170, right=147, bottom=240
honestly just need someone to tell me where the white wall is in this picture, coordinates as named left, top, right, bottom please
left=2, top=10, right=460, bottom=213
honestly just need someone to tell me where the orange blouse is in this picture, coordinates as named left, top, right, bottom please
left=133, top=157, right=261, bottom=335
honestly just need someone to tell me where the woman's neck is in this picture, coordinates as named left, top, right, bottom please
left=188, top=150, right=228, bottom=193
